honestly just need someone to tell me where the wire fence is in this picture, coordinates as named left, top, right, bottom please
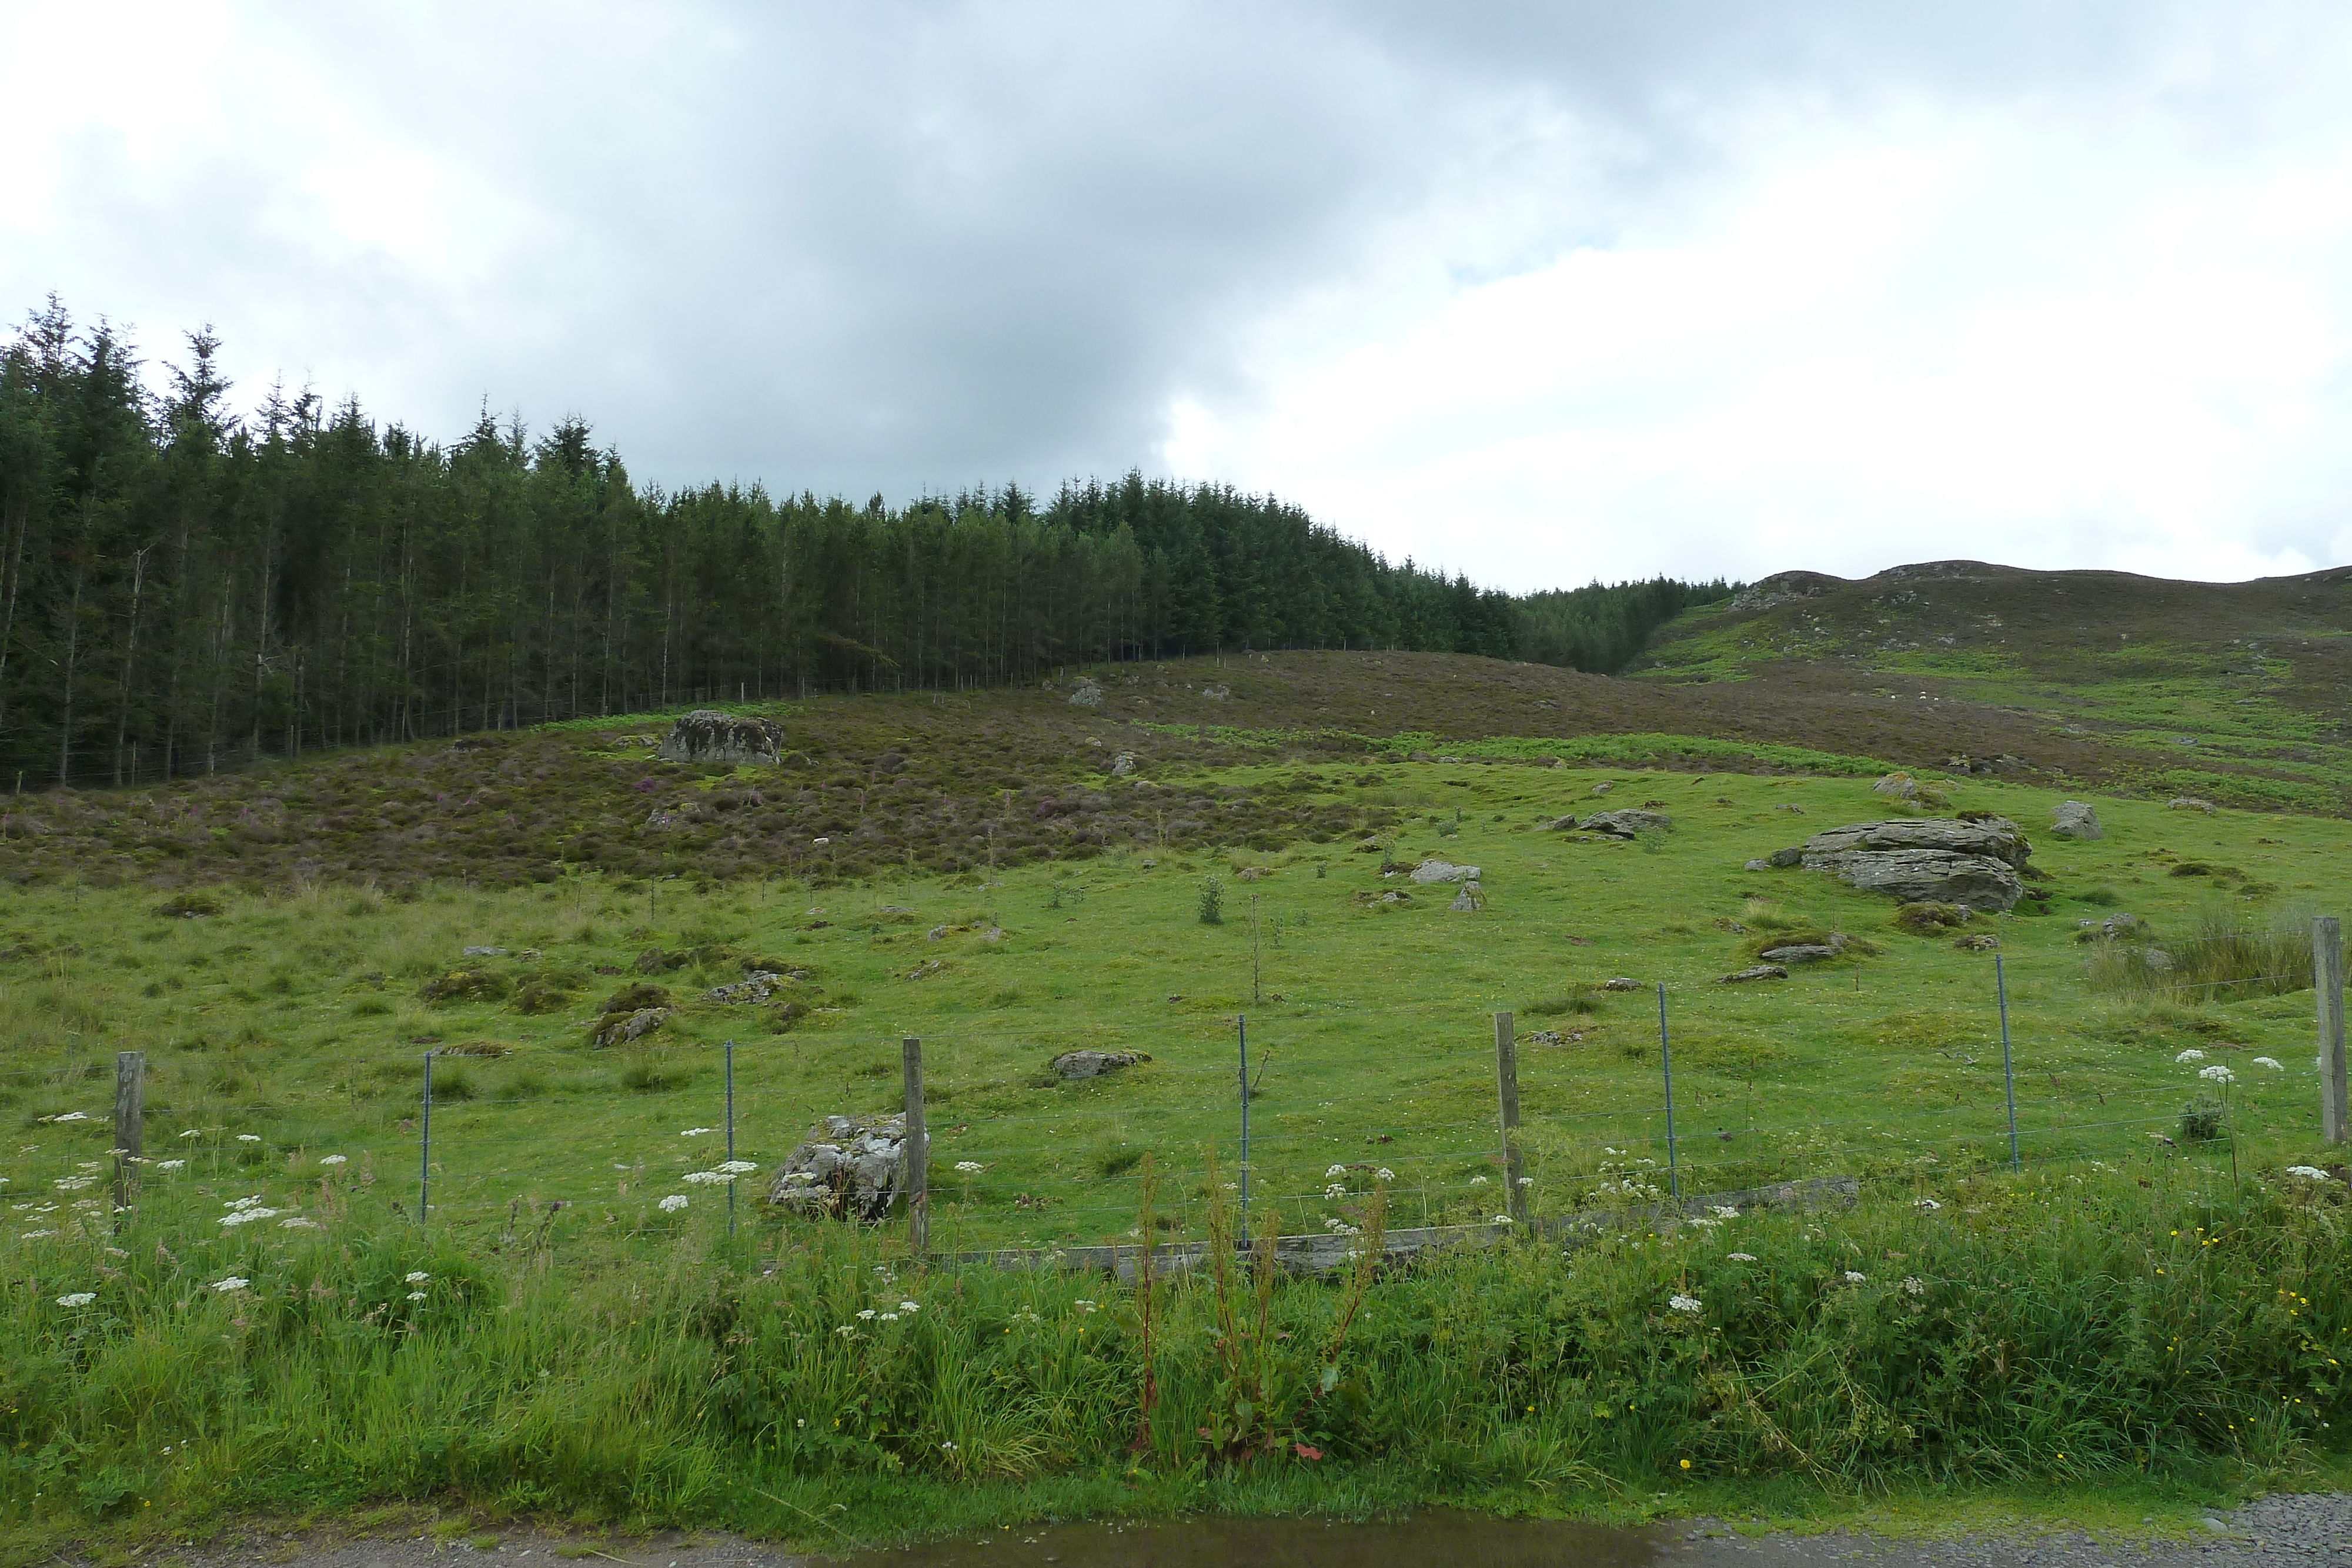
left=6, top=927, right=2349, bottom=1262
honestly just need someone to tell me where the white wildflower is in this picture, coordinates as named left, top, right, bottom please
left=1843, top=1271, right=1866, bottom=1283
left=1902, top=1277, right=1925, bottom=1296
left=20, top=1229, right=56, bottom=1239
left=212, top=1276, right=249, bottom=1293
left=403, top=1271, right=430, bottom=1284
left=407, top=1290, right=427, bottom=1301
left=1074, top=1299, right=1100, bottom=1313
left=1325, top=1165, right=1347, bottom=1178
left=1469, top=1175, right=1489, bottom=1186
left=179, top=1129, right=202, bottom=1138
left=156, top=1159, right=186, bottom=1171
left=714, top=1160, right=758, bottom=1175
left=899, top=1300, right=920, bottom=1312
left=226, top=1195, right=263, bottom=1209
left=1375, top=1168, right=1394, bottom=1181
left=1728, top=1252, right=1758, bottom=1262
left=219, top=1207, right=281, bottom=1227
left=658, top=1194, right=689, bottom=1212
left=1324, top=1183, right=1347, bottom=1198
left=940, top=1440, right=958, bottom=1452
left=55, top=1292, right=96, bottom=1308
left=681, top=1171, right=729, bottom=1186
left=879, top=1312, right=900, bottom=1323
left=2284, top=1165, right=2333, bottom=1180
left=1710, top=1205, right=1738, bottom=1219
left=2175, top=1049, right=2206, bottom=1063
left=835, top=1324, right=857, bottom=1336
left=680, top=1127, right=715, bottom=1137
left=2252, top=1057, right=2283, bottom=1071
left=1668, top=1295, right=1702, bottom=1313
left=1915, top=1198, right=1943, bottom=1211
left=2199, top=1064, right=2234, bottom=1084
left=319, top=1154, right=348, bottom=1165
left=955, top=1161, right=984, bottom=1174
left=857, top=1308, right=877, bottom=1320
left=236, top=1134, right=261, bottom=1142
left=1492, top=1213, right=1513, bottom=1225
left=45, top=1111, right=91, bottom=1123
left=280, top=1217, right=319, bottom=1229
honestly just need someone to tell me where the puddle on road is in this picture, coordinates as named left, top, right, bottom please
left=840, top=1510, right=1668, bottom=1568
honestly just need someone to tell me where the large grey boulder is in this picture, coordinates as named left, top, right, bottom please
left=1410, top=858, right=1482, bottom=884
left=2050, top=801, right=2103, bottom=840
left=656, top=710, right=784, bottom=765
left=769, top=1113, right=907, bottom=1221
left=1800, top=817, right=2031, bottom=869
left=1809, top=848, right=2024, bottom=911
left=1581, top=808, right=1672, bottom=838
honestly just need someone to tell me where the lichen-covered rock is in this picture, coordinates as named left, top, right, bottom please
left=600, top=982, right=673, bottom=1014
left=1601, top=977, right=1644, bottom=991
left=706, top=971, right=786, bottom=1004
left=1410, top=858, right=1481, bottom=884
left=769, top=1113, right=906, bottom=1220
left=1048, top=1049, right=1151, bottom=1081
left=1449, top=881, right=1485, bottom=912
left=1109, top=751, right=1137, bottom=777
left=655, top=710, right=784, bottom=765
left=1581, top=808, right=1671, bottom=838
left=590, top=1007, right=670, bottom=1048
left=1873, top=772, right=1919, bottom=799
left=1953, top=934, right=2001, bottom=951
left=1067, top=681, right=1104, bottom=708
left=2051, top=801, right=2103, bottom=840
left=1801, top=818, right=2031, bottom=868
left=2167, top=797, right=2217, bottom=815
left=1719, top=964, right=1789, bottom=984
left=1758, top=940, right=1843, bottom=964
left=1813, top=848, right=2024, bottom=911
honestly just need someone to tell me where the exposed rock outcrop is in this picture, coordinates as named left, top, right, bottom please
left=656, top=710, right=784, bottom=765
left=2051, top=801, right=2103, bottom=840
left=1795, top=817, right=2031, bottom=912
left=1581, top=808, right=1671, bottom=838
left=768, top=1114, right=906, bottom=1220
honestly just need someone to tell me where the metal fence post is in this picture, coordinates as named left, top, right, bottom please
left=2317, top=917, right=2348, bottom=1145
left=1495, top=1012, right=1529, bottom=1225
left=1997, top=956, right=2020, bottom=1172
left=902, top=1036, right=928, bottom=1258
left=420, top=1049, right=435, bottom=1230
left=112, top=1050, right=143, bottom=1229
left=1656, top=984, right=1680, bottom=1202
left=725, top=1039, right=737, bottom=1239
left=1237, top=1015, right=1251, bottom=1223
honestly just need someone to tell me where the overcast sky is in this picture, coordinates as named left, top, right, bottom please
left=7, top=2, right=2351, bottom=591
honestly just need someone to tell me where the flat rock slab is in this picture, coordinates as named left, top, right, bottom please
left=1808, top=847, right=2026, bottom=911
left=1409, top=858, right=1481, bottom=883
left=1581, top=808, right=1672, bottom=837
left=1048, top=1049, right=1150, bottom=1080
left=1802, top=817, right=2030, bottom=867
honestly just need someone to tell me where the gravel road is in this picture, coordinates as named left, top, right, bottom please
left=92, top=1492, right=2352, bottom=1568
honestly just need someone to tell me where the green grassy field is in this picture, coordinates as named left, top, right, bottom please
left=4, top=706, right=2351, bottom=1551
left=4, top=756, right=2343, bottom=1258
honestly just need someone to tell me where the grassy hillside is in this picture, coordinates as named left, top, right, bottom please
left=5, top=611, right=2351, bottom=1545
left=1633, top=561, right=2352, bottom=814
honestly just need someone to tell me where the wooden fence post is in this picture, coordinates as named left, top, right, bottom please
left=2318, top=917, right=2348, bottom=1145
left=112, top=1051, right=143, bottom=1225
left=903, top=1036, right=929, bottom=1257
left=1494, top=1012, right=1528, bottom=1225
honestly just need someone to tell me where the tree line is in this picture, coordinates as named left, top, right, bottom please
left=0, top=300, right=1733, bottom=787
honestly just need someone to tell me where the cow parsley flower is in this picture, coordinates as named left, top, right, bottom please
left=407, top=1290, right=428, bottom=1301
left=1468, top=1175, right=1489, bottom=1186
left=280, top=1217, right=319, bottom=1229
left=1728, top=1252, right=1758, bottom=1262
left=212, top=1276, right=250, bottom=1293
left=319, top=1154, right=348, bottom=1165
left=156, top=1159, right=186, bottom=1171
left=680, top=1127, right=715, bottom=1137
left=2284, top=1165, right=2333, bottom=1180
left=2175, top=1049, right=2206, bottom=1064
left=1844, top=1271, right=1867, bottom=1283
left=714, top=1160, right=758, bottom=1175
left=1375, top=1168, right=1395, bottom=1181
left=898, top=1300, right=920, bottom=1312
left=1325, top=1164, right=1347, bottom=1178
left=1324, top=1182, right=1347, bottom=1198
left=1668, top=1295, right=1702, bottom=1313
left=1902, top=1277, right=1925, bottom=1296
left=835, top=1324, right=857, bottom=1336
left=55, top=1292, right=95, bottom=1308
left=879, top=1312, right=900, bottom=1323
left=2199, top=1064, right=2234, bottom=1084
left=954, top=1161, right=984, bottom=1174
left=1492, top=1213, right=1513, bottom=1225
left=1710, top=1205, right=1738, bottom=1219
left=658, top=1194, right=689, bottom=1212
left=857, top=1308, right=877, bottom=1320
left=2252, top=1057, right=2284, bottom=1071
left=236, top=1134, right=262, bottom=1143
left=1915, top=1198, right=1943, bottom=1211
left=219, top=1207, right=281, bottom=1226
left=681, top=1171, right=729, bottom=1186
left=405, top=1271, right=430, bottom=1283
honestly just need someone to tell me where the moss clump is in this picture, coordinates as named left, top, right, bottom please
left=418, top=967, right=510, bottom=1004
left=599, top=982, right=672, bottom=1014
left=1893, top=902, right=1971, bottom=935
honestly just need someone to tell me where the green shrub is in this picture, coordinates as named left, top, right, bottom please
left=1197, top=877, right=1224, bottom=925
